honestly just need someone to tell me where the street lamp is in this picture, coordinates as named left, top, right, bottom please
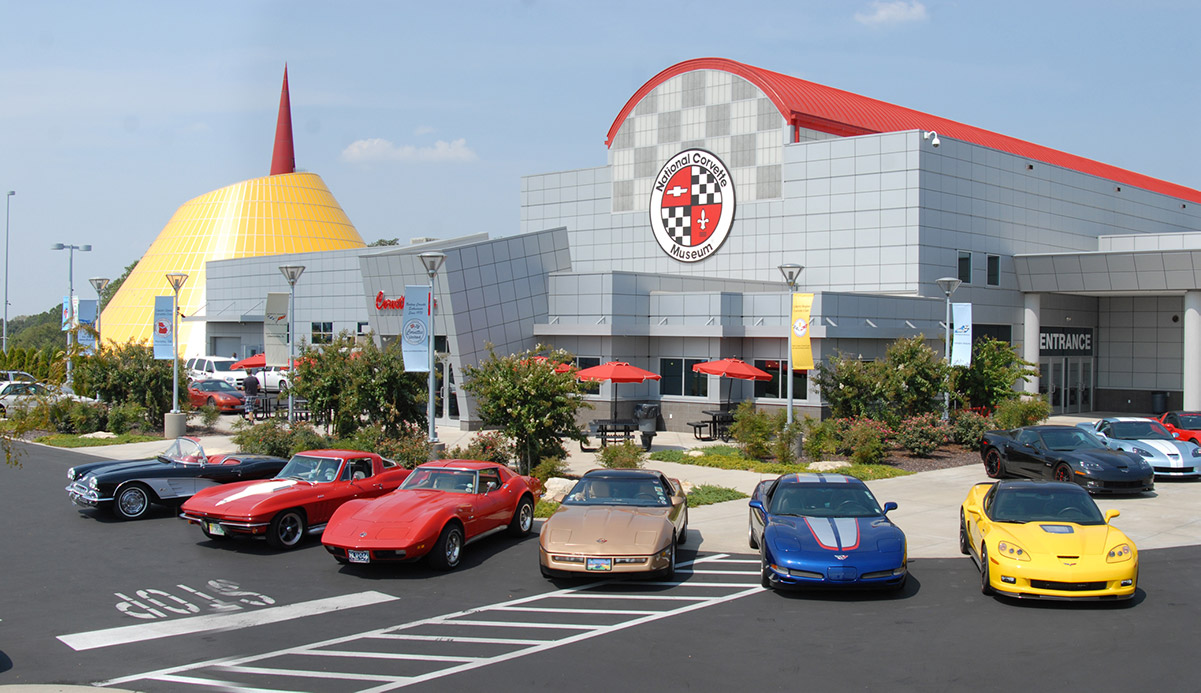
left=778, top=263, right=804, bottom=425
left=51, top=242, right=92, bottom=386
left=89, top=277, right=110, bottom=348
left=165, top=272, right=188, bottom=415
left=418, top=252, right=446, bottom=447
left=4, top=190, right=14, bottom=354
left=279, top=265, right=305, bottom=423
left=935, top=277, right=963, bottom=421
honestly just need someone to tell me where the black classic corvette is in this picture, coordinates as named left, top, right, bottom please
left=65, top=437, right=288, bottom=520
left=979, top=425, right=1154, bottom=494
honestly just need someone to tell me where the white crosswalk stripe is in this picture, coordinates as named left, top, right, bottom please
left=100, top=554, right=763, bottom=692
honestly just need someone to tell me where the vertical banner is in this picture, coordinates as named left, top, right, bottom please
left=264, top=292, right=290, bottom=367
left=76, top=299, right=98, bottom=354
left=401, top=284, right=430, bottom=372
left=61, top=296, right=74, bottom=331
left=951, top=302, right=973, bottom=367
left=152, top=295, right=175, bottom=360
left=790, top=293, right=815, bottom=370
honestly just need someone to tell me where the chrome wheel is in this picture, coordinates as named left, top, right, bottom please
left=115, top=484, right=150, bottom=520
left=519, top=502, right=533, bottom=532
left=267, top=510, right=306, bottom=550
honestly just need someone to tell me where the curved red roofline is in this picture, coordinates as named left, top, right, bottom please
left=606, top=57, right=1201, bottom=204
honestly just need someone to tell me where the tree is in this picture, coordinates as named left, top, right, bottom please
left=461, top=345, right=591, bottom=474
left=812, top=353, right=891, bottom=419
left=368, top=238, right=400, bottom=247
left=73, top=342, right=184, bottom=427
left=881, top=335, right=949, bottom=418
left=953, top=337, right=1039, bottom=409
left=813, top=335, right=948, bottom=421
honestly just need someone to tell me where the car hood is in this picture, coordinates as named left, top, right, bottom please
left=72, top=457, right=174, bottom=480
left=1073, top=449, right=1140, bottom=468
left=992, top=522, right=1125, bottom=557
left=182, top=478, right=309, bottom=514
left=540, top=505, right=673, bottom=553
left=1111, top=437, right=1195, bottom=460
left=768, top=515, right=904, bottom=554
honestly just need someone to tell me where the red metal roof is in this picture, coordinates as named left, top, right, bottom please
left=606, top=57, right=1201, bottom=204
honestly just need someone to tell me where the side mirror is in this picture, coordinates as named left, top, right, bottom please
left=748, top=499, right=764, bottom=512
left=1104, top=509, right=1120, bottom=524
left=1094, top=432, right=1108, bottom=440
left=883, top=502, right=898, bottom=513
left=485, top=481, right=498, bottom=494
left=671, top=495, right=684, bottom=506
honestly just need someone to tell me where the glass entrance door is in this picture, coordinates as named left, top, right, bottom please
left=1049, top=359, right=1064, bottom=413
left=1039, top=357, right=1094, bottom=415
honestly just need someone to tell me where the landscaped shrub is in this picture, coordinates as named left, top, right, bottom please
left=769, top=411, right=803, bottom=465
left=950, top=409, right=994, bottom=445
left=598, top=440, right=644, bottom=469
left=445, top=430, right=513, bottom=464
left=338, top=422, right=431, bottom=468
left=199, top=404, right=221, bottom=430
left=842, top=418, right=891, bottom=465
left=993, top=395, right=1051, bottom=429
left=894, top=413, right=947, bottom=457
left=40, top=399, right=107, bottom=434
left=800, top=415, right=838, bottom=461
left=232, top=419, right=305, bottom=458
left=107, top=401, right=147, bottom=434
left=67, top=401, right=108, bottom=434
left=531, top=457, right=570, bottom=485
left=729, top=400, right=773, bottom=459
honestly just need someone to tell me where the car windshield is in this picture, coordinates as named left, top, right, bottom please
left=562, top=476, right=670, bottom=507
left=1108, top=420, right=1174, bottom=440
left=211, top=359, right=237, bottom=372
left=160, top=438, right=204, bottom=465
left=768, top=484, right=883, bottom=518
left=1176, top=415, right=1201, bottom=430
left=198, top=380, right=237, bottom=393
left=988, top=486, right=1105, bottom=525
left=399, top=468, right=478, bottom=493
left=277, top=454, right=343, bottom=483
left=1040, top=429, right=1106, bottom=451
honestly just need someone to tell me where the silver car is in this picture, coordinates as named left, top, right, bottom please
left=1077, top=417, right=1201, bottom=478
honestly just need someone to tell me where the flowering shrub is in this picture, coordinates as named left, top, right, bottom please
left=950, top=409, right=994, bottom=446
left=894, top=413, right=948, bottom=457
left=598, top=441, right=645, bottom=469
left=444, top=430, right=513, bottom=465
left=841, top=418, right=893, bottom=465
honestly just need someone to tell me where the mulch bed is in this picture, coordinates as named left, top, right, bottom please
left=878, top=444, right=981, bottom=473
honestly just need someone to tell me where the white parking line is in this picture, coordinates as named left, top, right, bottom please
left=370, top=634, right=547, bottom=645
left=304, top=650, right=480, bottom=663
left=58, top=591, right=398, bottom=652
left=490, top=606, right=660, bottom=615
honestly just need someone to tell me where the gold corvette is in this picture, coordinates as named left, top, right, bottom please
left=539, top=469, right=687, bottom=579
left=960, top=480, right=1138, bottom=600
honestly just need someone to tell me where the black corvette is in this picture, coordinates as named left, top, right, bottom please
left=65, top=437, right=288, bottom=520
left=979, top=425, right=1154, bottom=494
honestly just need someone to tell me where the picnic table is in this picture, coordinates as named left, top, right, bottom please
left=688, top=409, right=734, bottom=442
left=580, top=418, right=638, bottom=450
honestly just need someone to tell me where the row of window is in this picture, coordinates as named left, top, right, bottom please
left=570, top=356, right=807, bottom=401
left=308, top=322, right=371, bottom=345
left=958, top=251, right=1001, bottom=286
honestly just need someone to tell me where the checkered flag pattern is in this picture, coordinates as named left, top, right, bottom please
left=691, top=168, right=721, bottom=205
left=661, top=205, right=691, bottom=245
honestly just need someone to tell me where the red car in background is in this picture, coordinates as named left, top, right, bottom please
left=187, top=380, right=246, bottom=413
left=1157, top=411, right=1201, bottom=446
left=180, top=450, right=410, bottom=549
left=322, top=460, right=540, bottom=571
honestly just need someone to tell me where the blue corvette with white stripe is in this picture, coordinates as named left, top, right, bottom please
left=1077, top=417, right=1201, bottom=478
left=749, top=473, right=907, bottom=590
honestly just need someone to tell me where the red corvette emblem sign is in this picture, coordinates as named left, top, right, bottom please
left=649, top=149, right=736, bottom=262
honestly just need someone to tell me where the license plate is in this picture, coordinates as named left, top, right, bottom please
left=586, top=557, right=612, bottom=572
left=206, top=522, right=226, bottom=536
left=348, top=550, right=370, bottom=564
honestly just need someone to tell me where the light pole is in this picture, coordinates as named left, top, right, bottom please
left=935, top=277, right=962, bottom=421
left=89, top=277, right=110, bottom=348
left=279, top=265, right=305, bottom=423
left=778, top=263, right=803, bottom=425
left=165, top=273, right=188, bottom=414
left=4, top=190, right=14, bottom=354
left=51, top=242, right=92, bottom=386
left=418, top=252, right=446, bottom=447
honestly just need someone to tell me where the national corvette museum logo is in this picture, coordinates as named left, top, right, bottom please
left=649, top=149, right=736, bottom=262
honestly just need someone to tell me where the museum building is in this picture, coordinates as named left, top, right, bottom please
left=196, top=58, right=1201, bottom=430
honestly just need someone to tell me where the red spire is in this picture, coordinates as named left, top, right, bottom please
left=270, top=65, right=296, bottom=175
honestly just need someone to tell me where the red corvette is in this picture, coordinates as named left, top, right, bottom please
left=322, top=460, right=540, bottom=571
left=1157, top=411, right=1201, bottom=446
left=187, top=380, right=245, bottom=413
left=180, top=450, right=410, bottom=549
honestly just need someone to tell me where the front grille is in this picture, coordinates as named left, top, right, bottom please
left=1154, top=466, right=1195, bottom=474
left=1029, top=579, right=1106, bottom=591
left=1104, top=479, right=1150, bottom=489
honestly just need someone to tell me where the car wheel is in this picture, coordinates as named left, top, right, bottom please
left=959, top=513, right=970, bottom=556
left=113, top=483, right=153, bottom=520
left=428, top=523, right=464, bottom=571
left=983, top=448, right=1005, bottom=478
left=1053, top=463, right=1073, bottom=484
left=658, top=540, right=676, bottom=580
left=508, top=496, right=534, bottom=537
left=266, top=509, right=306, bottom=550
left=206, top=397, right=216, bottom=407
left=677, top=510, right=689, bottom=545
left=748, top=511, right=760, bottom=550
left=980, top=546, right=994, bottom=596
left=277, top=380, right=289, bottom=394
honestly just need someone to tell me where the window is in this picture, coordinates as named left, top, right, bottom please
left=577, top=357, right=600, bottom=394
left=658, top=358, right=708, bottom=397
left=987, top=255, right=1000, bottom=286
left=478, top=470, right=501, bottom=492
left=754, top=359, right=807, bottom=400
left=356, top=321, right=370, bottom=336
left=311, top=322, right=333, bottom=345
left=958, top=251, right=972, bottom=284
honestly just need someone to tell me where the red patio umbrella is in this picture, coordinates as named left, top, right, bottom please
left=576, top=361, right=661, bottom=419
left=231, top=353, right=294, bottom=371
left=692, top=358, right=771, bottom=409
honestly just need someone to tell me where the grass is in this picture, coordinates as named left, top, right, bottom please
left=35, top=432, right=162, bottom=448
left=535, top=499, right=560, bottom=518
left=650, top=448, right=912, bottom=481
left=686, top=484, right=748, bottom=507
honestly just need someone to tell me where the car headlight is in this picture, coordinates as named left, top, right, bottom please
left=1107, top=544, right=1133, bottom=563
left=655, top=545, right=673, bottom=560
left=67, top=467, right=76, bottom=481
left=1080, top=460, right=1104, bottom=471
left=88, top=476, right=99, bottom=489
left=1191, top=447, right=1201, bottom=458
left=996, top=540, right=1030, bottom=561
left=1131, top=447, right=1154, bottom=458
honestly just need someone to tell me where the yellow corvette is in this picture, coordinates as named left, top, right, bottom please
left=960, top=480, right=1137, bottom=600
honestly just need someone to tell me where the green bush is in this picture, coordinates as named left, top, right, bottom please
left=950, top=409, right=995, bottom=445
left=336, top=422, right=431, bottom=468
left=531, top=457, right=570, bottom=485
left=687, top=485, right=749, bottom=507
left=68, top=401, right=108, bottom=434
left=598, top=441, right=644, bottom=469
left=800, top=416, right=838, bottom=461
left=535, top=499, right=561, bottom=518
left=894, top=413, right=947, bottom=457
left=993, top=396, right=1051, bottom=429
left=199, top=405, right=221, bottom=430
left=842, top=419, right=890, bottom=465
left=729, top=401, right=773, bottom=459
left=444, top=430, right=513, bottom=464
left=768, top=411, right=802, bottom=465
left=107, top=401, right=147, bottom=434
left=232, top=419, right=303, bottom=458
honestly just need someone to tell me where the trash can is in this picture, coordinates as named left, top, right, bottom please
left=633, top=403, right=661, bottom=451
left=1152, top=391, right=1168, bottom=415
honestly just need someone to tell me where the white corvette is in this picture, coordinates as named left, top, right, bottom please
left=1077, top=417, right=1201, bottom=478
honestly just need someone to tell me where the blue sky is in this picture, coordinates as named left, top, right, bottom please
left=1, top=0, right=1198, bottom=318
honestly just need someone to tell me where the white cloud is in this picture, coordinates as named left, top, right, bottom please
left=340, top=137, right=478, bottom=163
left=413, top=125, right=436, bottom=135
left=854, top=1, right=927, bottom=26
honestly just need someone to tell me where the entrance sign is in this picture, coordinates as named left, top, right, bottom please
left=401, top=285, right=430, bottom=372
left=152, top=296, right=174, bottom=360
left=264, top=292, right=289, bottom=367
left=951, top=303, right=972, bottom=366
left=1040, top=327, right=1093, bottom=356
left=790, top=293, right=815, bottom=370
left=649, top=149, right=736, bottom=262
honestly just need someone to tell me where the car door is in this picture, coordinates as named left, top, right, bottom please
left=470, top=468, right=511, bottom=536
left=965, top=486, right=994, bottom=553
left=1012, top=429, right=1047, bottom=478
left=658, top=474, right=686, bottom=531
